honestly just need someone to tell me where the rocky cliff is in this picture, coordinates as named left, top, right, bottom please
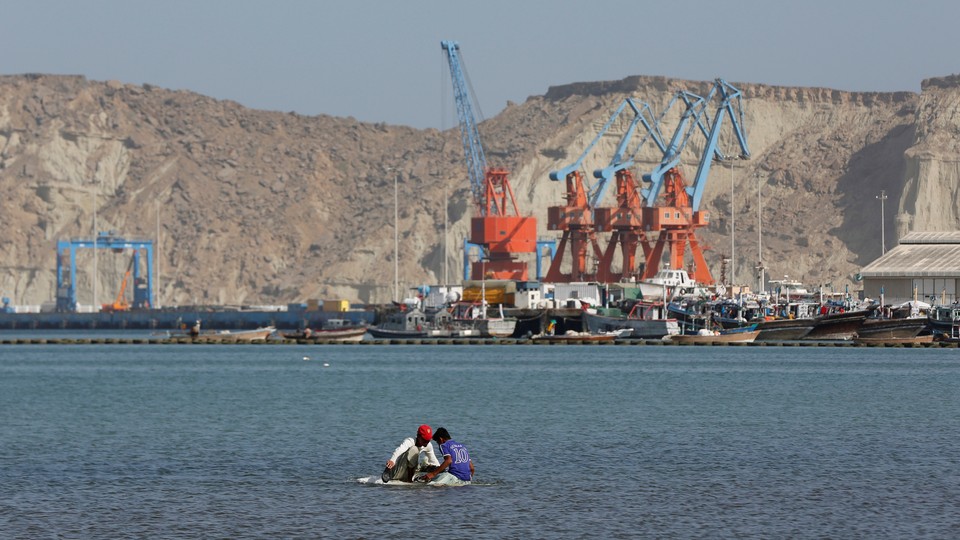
left=0, top=72, right=954, bottom=307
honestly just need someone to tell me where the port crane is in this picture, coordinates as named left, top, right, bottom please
left=441, top=40, right=538, bottom=281
left=639, top=79, right=750, bottom=284
left=55, top=232, right=154, bottom=312
left=545, top=98, right=665, bottom=282
left=100, top=254, right=135, bottom=312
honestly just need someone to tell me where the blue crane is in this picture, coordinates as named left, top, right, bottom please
left=441, top=40, right=539, bottom=281
left=441, top=40, right=495, bottom=216
left=685, top=79, right=750, bottom=211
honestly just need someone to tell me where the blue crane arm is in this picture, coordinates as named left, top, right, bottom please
left=441, top=40, right=488, bottom=213
left=686, top=79, right=751, bottom=211
left=548, top=100, right=631, bottom=183
left=589, top=99, right=664, bottom=208
left=641, top=91, right=707, bottom=206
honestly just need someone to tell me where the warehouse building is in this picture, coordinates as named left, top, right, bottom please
left=859, top=231, right=960, bottom=305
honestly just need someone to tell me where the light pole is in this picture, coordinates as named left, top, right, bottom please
left=876, top=190, right=888, bottom=255
left=757, top=172, right=764, bottom=294
left=91, top=180, right=98, bottom=312
left=389, top=169, right=399, bottom=302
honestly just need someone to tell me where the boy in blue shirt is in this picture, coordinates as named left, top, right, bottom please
left=422, top=427, right=474, bottom=486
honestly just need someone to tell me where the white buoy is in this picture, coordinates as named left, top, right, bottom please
left=302, top=356, right=310, bottom=361
left=323, top=362, right=330, bottom=367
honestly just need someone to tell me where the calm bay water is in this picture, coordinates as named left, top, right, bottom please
left=2, top=343, right=959, bottom=538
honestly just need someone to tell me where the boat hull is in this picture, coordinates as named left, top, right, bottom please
left=855, top=318, right=928, bottom=340
left=282, top=328, right=368, bottom=342
left=854, top=334, right=934, bottom=345
left=583, top=312, right=680, bottom=339
left=753, top=318, right=815, bottom=341
left=803, top=311, right=870, bottom=340
left=669, top=329, right=760, bottom=344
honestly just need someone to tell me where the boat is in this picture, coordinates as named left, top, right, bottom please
left=531, top=329, right=626, bottom=343
left=637, top=266, right=705, bottom=300
left=583, top=300, right=680, bottom=339
left=752, top=316, right=815, bottom=341
left=854, top=334, right=935, bottom=346
left=803, top=305, right=874, bottom=340
left=925, top=302, right=960, bottom=339
left=668, top=326, right=760, bottom=344
left=368, top=308, right=431, bottom=339
left=449, top=301, right=517, bottom=338
left=282, top=321, right=368, bottom=342
left=199, top=326, right=275, bottom=342
left=855, top=317, right=928, bottom=340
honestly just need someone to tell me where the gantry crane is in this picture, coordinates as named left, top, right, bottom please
left=441, top=40, right=538, bottom=281
left=640, top=79, right=750, bottom=284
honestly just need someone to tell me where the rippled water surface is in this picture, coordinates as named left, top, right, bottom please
left=2, top=344, right=959, bottom=538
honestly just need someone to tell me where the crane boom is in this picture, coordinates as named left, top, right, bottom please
left=441, top=40, right=537, bottom=281
left=441, top=40, right=491, bottom=215
left=686, top=79, right=751, bottom=211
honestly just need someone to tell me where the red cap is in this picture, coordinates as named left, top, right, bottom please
left=417, top=424, right=432, bottom=441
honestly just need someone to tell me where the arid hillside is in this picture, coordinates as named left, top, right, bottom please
left=0, top=72, right=957, bottom=306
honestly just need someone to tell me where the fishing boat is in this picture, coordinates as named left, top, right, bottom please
left=282, top=319, right=368, bottom=342
left=637, top=266, right=706, bottom=300
left=196, top=326, right=275, bottom=342
left=583, top=300, right=680, bottom=339
left=368, top=308, right=431, bottom=339
left=803, top=304, right=874, bottom=340
left=752, top=317, right=816, bottom=341
left=531, top=329, right=627, bottom=343
left=854, top=334, right=934, bottom=346
left=855, top=314, right=928, bottom=340
left=668, top=325, right=760, bottom=344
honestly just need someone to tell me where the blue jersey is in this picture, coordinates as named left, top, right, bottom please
left=440, top=439, right=471, bottom=481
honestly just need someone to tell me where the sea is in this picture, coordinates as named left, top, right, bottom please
left=2, top=337, right=959, bottom=539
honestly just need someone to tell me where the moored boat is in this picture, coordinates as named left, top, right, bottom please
left=583, top=300, right=680, bottom=339
left=669, top=326, right=760, bottom=344
left=803, top=307, right=873, bottom=340
left=854, top=334, right=934, bottom=346
left=531, top=330, right=624, bottom=343
left=199, top=326, right=275, bottom=342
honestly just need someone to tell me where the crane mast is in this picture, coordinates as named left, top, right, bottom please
left=441, top=40, right=537, bottom=281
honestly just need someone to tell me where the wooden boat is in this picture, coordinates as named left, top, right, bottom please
left=854, top=334, right=934, bottom=346
left=669, top=327, right=760, bottom=344
left=803, top=308, right=872, bottom=340
left=855, top=317, right=928, bottom=340
left=195, top=326, right=275, bottom=342
left=531, top=330, right=626, bottom=343
left=753, top=317, right=815, bottom=341
left=282, top=327, right=368, bottom=342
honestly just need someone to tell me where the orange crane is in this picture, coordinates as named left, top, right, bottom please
left=101, top=255, right=134, bottom=312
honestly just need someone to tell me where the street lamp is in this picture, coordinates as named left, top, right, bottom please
left=386, top=168, right=400, bottom=302
left=91, top=180, right=98, bottom=312
left=876, top=190, right=888, bottom=255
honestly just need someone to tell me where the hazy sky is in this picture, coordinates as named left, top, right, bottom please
left=2, top=1, right=957, bottom=129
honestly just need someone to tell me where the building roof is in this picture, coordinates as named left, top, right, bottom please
left=900, top=231, right=960, bottom=244
left=861, top=235, right=960, bottom=277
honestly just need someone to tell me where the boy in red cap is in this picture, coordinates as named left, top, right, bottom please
left=382, top=424, right=439, bottom=483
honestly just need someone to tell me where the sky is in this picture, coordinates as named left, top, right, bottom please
left=1, top=0, right=958, bottom=130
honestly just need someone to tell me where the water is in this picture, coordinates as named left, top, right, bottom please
left=2, top=344, right=959, bottom=538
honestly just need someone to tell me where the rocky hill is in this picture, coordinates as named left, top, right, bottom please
left=0, top=72, right=956, bottom=307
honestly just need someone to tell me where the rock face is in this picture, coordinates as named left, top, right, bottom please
left=0, top=72, right=954, bottom=306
